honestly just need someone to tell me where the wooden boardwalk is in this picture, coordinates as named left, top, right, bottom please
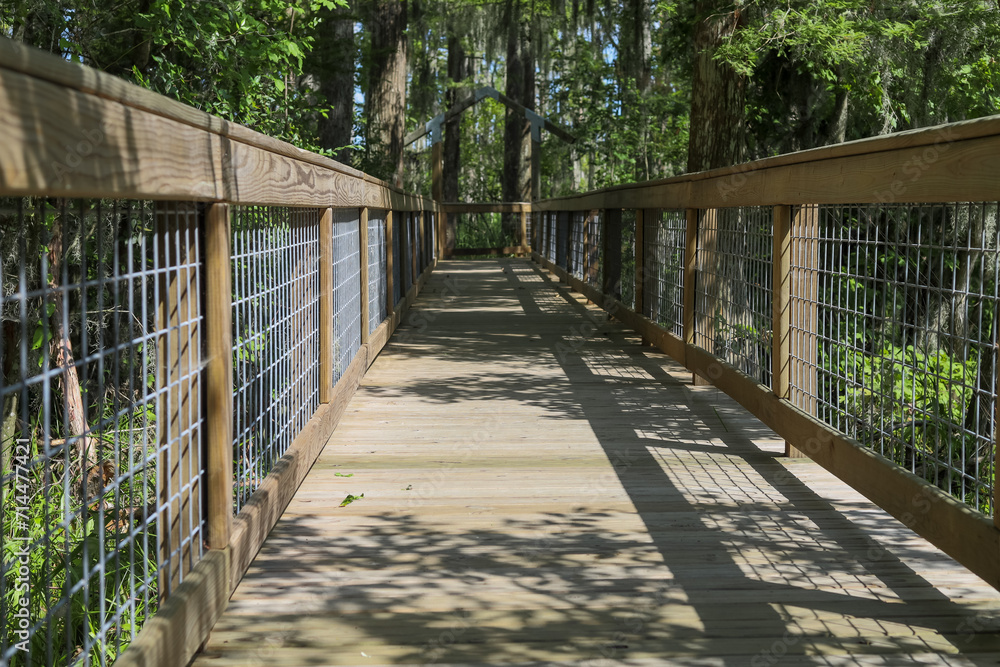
left=195, top=259, right=1000, bottom=666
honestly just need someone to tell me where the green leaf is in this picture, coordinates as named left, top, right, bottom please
left=339, top=493, right=363, bottom=507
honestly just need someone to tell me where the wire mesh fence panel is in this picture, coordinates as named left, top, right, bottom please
left=556, top=212, right=569, bottom=270
left=528, top=212, right=536, bottom=250
left=392, top=213, right=402, bottom=306
left=586, top=211, right=603, bottom=288
left=570, top=212, right=585, bottom=280
left=790, top=202, right=1000, bottom=516
left=332, top=210, right=362, bottom=385
left=0, top=198, right=205, bottom=667
left=643, top=209, right=686, bottom=338
left=694, top=206, right=773, bottom=385
left=620, top=210, right=637, bottom=310
left=367, top=210, right=388, bottom=335
left=231, top=207, right=321, bottom=512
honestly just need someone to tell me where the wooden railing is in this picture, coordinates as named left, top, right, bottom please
left=0, top=39, right=442, bottom=667
left=531, top=116, right=1000, bottom=592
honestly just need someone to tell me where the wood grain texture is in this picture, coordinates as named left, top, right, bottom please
left=205, top=203, right=234, bottom=549
left=0, top=40, right=441, bottom=210
left=194, top=258, right=1000, bottom=667
left=116, top=549, right=230, bottom=667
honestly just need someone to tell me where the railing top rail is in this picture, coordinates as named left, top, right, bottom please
left=534, top=113, right=1000, bottom=210
left=0, top=37, right=435, bottom=211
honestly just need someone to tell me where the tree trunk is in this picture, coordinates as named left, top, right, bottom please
left=315, top=3, right=356, bottom=164
left=444, top=34, right=473, bottom=202
left=366, top=0, right=408, bottom=186
left=47, top=219, right=95, bottom=476
left=502, top=0, right=534, bottom=232
left=687, top=1, right=747, bottom=173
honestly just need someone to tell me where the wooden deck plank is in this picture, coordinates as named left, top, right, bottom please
left=194, top=259, right=1000, bottom=667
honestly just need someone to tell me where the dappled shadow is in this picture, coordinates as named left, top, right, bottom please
left=197, top=258, right=1000, bottom=666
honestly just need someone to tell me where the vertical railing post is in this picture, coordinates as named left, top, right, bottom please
left=683, top=208, right=697, bottom=371
left=582, top=211, right=591, bottom=282
left=602, top=208, right=621, bottom=300
left=386, top=210, right=395, bottom=316
left=205, top=202, right=233, bottom=552
left=360, top=207, right=370, bottom=345
left=518, top=207, right=530, bottom=254
left=635, top=209, right=646, bottom=343
left=790, top=205, right=820, bottom=456
left=693, top=209, right=717, bottom=385
left=773, top=205, right=802, bottom=457
left=419, top=208, right=427, bottom=275
left=319, top=208, right=334, bottom=404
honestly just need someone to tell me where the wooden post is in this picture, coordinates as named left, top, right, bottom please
left=318, top=209, right=334, bottom=404
left=205, top=203, right=233, bottom=552
left=156, top=201, right=201, bottom=598
left=521, top=208, right=530, bottom=253
left=773, top=205, right=802, bottom=457
left=399, top=210, right=410, bottom=293
left=531, top=139, right=541, bottom=202
left=359, top=208, right=370, bottom=345
left=634, top=209, right=645, bottom=343
left=431, top=143, right=443, bottom=202
left=693, top=209, right=717, bottom=385
left=642, top=209, right=657, bottom=321
left=789, top=204, right=819, bottom=456
left=410, top=212, right=418, bottom=287
left=602, top=209, right=622, bottom=299
left=419, top=209, right=427, bottom=273
left=683, top=208, right=697, bottom=369
left=582, top=211, right=591, bottom=281
left=386, top=210, right=395, bottom=315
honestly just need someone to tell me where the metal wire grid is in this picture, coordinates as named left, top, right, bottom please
left=570, top=211, right=585, bottom=280
left=231, top=207, right=321, bottom=512
left=527, top=211, right=536, bottom=250
left=620, top=210, right=637, bottom=309
left=789, top=202, right=1000, bottom=515
left=0, top=198, right=205, bottom=666
left=586, top=211, right=603, bottom=288
left=694, top=206, right=773, bottom=385
left=332, top=210, right=362, bottom=385
left=556, top=212, right=569, bottom=270
left=643, top=209, right=686, bottom=338
left=367, top=210, right=388, bottom=335
left=392, top=213, right=402, bottom=306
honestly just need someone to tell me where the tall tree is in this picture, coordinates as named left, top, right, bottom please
left=687, top=0, right=748, bottom=172
left=310, top=3, right=356, bottom=164
left=445, top=33, right=474, bottom=201
left=365, top=0, right=409, bottom=185
left=502, top=0, right=534, bottom=204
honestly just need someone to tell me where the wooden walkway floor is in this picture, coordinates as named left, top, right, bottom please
left=195, top=259, right=1000, bottom=666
